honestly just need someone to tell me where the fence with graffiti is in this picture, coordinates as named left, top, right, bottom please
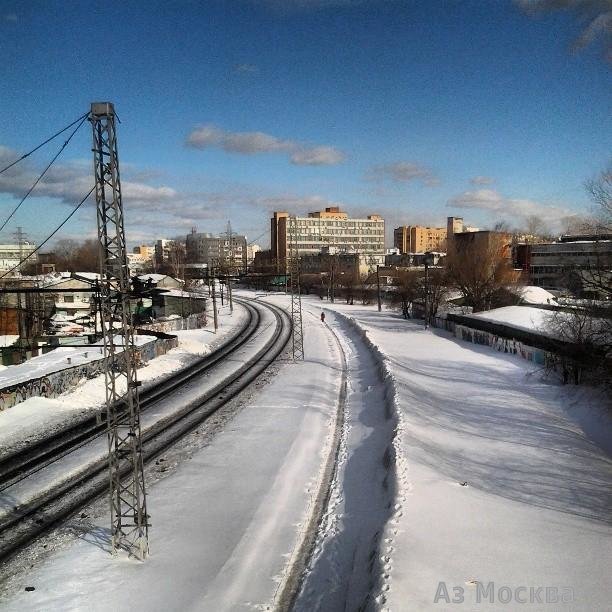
left=0, top=335, right=178, bottom=412
left=431, top=315, right=548, bottom=365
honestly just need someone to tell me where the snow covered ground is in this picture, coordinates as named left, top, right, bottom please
left=301, top=297, right=612, bottom=611
left=1, top=294, right=345, bottom=611
left=0, top=303, right=245, bottom=458
left=1, top=292, right=611, bottom=611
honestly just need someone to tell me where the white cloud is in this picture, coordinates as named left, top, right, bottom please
left=290, top=146, right=346, bottom=166
left=186, top=124, right=345, bottom=166
left=367, top=161, right=439, bottom=187
left=447, top=188, right=577, bottom=230
left=234, top=63, right=259, bottom=75
left=470, top=175, right=495, bottom=185
left=0, top=148, right=177, bottom=210
left=0, top=144, right=354, bottom=245
left=516, top=0, right=612, bottom=60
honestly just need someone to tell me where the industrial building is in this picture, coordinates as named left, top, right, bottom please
left=185, top=230, right=248, bottom=272
left=523, top=235, right=612, bottom=296
left=270, top=207, right=385, bottom=272
left=0, top=243, right=38, bottom=275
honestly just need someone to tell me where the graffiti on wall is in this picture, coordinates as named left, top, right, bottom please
left=0, top=335, right=179, bottom=412
left=431, top=317, right=547, bottom=366
left=454, top=323, right=547, bottom=365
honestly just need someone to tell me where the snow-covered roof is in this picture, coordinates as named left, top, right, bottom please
left=73, top=272, right=100, bottom=281
left=465, top=306, right=550, bottom=334
left=160, top=289, right=206, bottom=299
left=519, top=286, right=557, bottom=305
left=138, top=273, right=168, bottom=282
left=0, top=334, right=157, bottom=388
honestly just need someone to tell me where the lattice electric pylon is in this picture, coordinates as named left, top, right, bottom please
left=287, top=216, right=304, bottom=360
left=90, top=102, right=149, bottom=559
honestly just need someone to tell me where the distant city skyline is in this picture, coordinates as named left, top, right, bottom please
left=0, top=0, right=610, bottom=250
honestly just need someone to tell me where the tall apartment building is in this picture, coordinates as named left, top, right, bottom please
left=393, top=225, right=447, bottom=254
left=132, top=245, right=155, bottom=260
left=154, top=239, right=172, bottom=266
left=270, top=207, right=385, bottom=270
left=185, top=230, right=248, bottom=272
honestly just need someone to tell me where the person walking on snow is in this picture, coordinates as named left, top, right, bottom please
left=320, top=312, right=326, bottom=323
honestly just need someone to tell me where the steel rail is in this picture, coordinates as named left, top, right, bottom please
left=0, top=300, right=259, bottom=491
left=0, top=298, right=292, bottom=562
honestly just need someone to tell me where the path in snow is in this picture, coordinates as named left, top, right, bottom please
left=294, top=306, right=397, bottom=611
left=311, top=300, right=612, bottom=612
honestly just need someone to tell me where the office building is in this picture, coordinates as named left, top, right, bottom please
left=270, top=207, right=385, bottom=271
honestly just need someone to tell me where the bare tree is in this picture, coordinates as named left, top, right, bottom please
left=545, top=306, right=611, bottom=387
left=585, top=163, right=612, bottom=232
left=358, top=272, right=376, bottom=305
left=52, top=238, right=99, bottom=272
left=339, top=272, right=358, bottom=305
left=522, top=214, right=551, bottom=242
left=544, top=163, right=612, bottom=388
left=426, top=267, right=449, bottom=321
left=446, top=233, right=519, bottom=312
left=158, top=240, right=185, bottom=280
left=392, top=269, right=420, bottom=318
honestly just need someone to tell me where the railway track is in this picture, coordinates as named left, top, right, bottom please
left=0, top=299, right=258, bottom=491
left=0, top=297, right=292, bottom=562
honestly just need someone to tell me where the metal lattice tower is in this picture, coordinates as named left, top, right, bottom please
left=288, top=216, right=304, bottom=360
left=91, top=102, right=149, bottom=559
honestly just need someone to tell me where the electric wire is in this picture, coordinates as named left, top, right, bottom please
left=0, top=111, right=90, bottom=176
left=0, top=186, right=95, bottom=281
left=0, top=113, right=90, bottom=234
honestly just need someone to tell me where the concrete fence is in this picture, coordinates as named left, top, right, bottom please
left=431, top=315, right=547, bottom=365
left=0, top=334, right=178, bottom=412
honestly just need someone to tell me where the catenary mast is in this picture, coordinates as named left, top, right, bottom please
left=90, top=102, right=149, bottom=559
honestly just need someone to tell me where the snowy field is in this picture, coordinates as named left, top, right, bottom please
left=302, top=296, right=612, bottom=611
left=1, top=291, right=611, bottom=611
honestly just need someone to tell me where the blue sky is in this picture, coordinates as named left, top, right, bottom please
left=0, top=0, right=610, bottom=249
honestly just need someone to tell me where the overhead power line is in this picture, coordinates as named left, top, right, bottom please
left=0, top=186, right=95, bottom=281
left=0, top=113, right=90, bottom=234
left=0, top=111, right=90, bottom=176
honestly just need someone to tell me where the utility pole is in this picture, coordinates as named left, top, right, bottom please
left=211, top=267, right=218, bottom=332
left=424, top=252, right=434, bottom=329
left=13, top=227, right=27, bottom=361
left=225, top=221, right=234, bottom=314
left=376, top=264, right=382, bottom=312
left=288, top=216, right=304, bottom=360
left=91, top=102, right=149, bottom=560
left=13, top=226, right=27, bottom=273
